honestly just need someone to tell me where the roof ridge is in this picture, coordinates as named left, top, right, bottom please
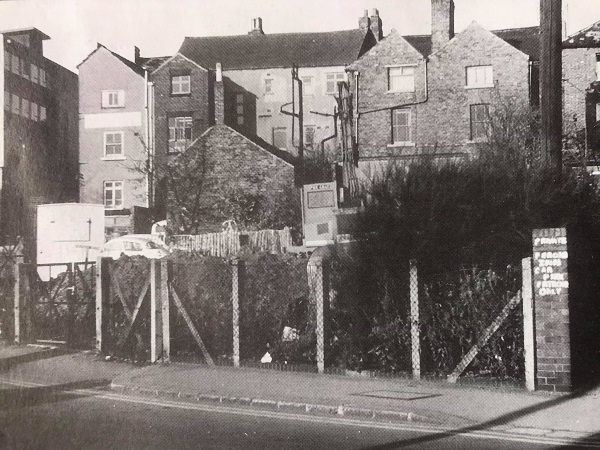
left=182, top=28, right=362, bottom=40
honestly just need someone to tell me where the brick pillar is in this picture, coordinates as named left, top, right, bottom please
left=533, top=228, right=571, bottom=392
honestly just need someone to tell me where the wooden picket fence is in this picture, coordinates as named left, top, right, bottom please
left=172, top=227, right=293, bottom=257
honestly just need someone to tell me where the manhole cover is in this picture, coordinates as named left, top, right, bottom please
left=353, top=390, right=441, bottom=401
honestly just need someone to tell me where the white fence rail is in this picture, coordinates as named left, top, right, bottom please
left=172, top=227, right=293, bottom=257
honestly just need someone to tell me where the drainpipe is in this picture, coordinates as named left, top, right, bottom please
left=144, top=69, right=150, bottom=209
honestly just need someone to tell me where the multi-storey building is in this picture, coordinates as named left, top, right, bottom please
left=78, top=44, right=151, bottom=237
left=0, top=28, right=78, bottom=252
left=155, top=10, right=381, bottom=161
left=346, top=0, right=540, bottom=176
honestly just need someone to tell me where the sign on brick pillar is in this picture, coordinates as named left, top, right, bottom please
left=533, top=228, right=571, bottom=392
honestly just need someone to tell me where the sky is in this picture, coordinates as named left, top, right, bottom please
left=0, top=0, right=599, bottom=72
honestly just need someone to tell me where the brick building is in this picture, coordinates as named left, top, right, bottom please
left=167, top=70, right=296, bottom=234
left=78, top=44, right=151, bottom=237
left=170, top=11, right=380, bottom=160
left=562, top=20, right=600, bottom=158
left=1, top=28, right=78, bottom=251
left=346, top=0, right=539, bottom=176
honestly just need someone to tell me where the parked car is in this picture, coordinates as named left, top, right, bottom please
left=100, top=235, right=169, bottom=260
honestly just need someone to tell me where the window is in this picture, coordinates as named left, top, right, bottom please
left=39, top=105, right=46, bottom=121
left=104, top=132, right=124, bottom=157
left=235, top=93, right=244, bottom=126
left=326, top=73, right=345, bottom=94
left=304, top=125, right=316, bottom=151
left=388, top=66, right=416, bottom=92
left=39, top=68, right=47, bottom=87
left=31, top=102, right=38, bottom=121
left=466, top=65, right=493, bottom=88
left=101, top=90, right=124, bottom=108
left=264, top=78, right=273, bottom=95
left=11, top=54, right=19, bottom=75
left=20, top=59, right=29, bottom=80
left=168, top=116, right=192, bottom=153
left=272, top=127, right=287, bottom=149
left=104, top=181, right=123, bottom=209
left=20, top=98, right=29, bottom=117
left=4, top=52, right=10, bottom=71
left=11, top=94, right=19, bottom=115
left=470, top=104, right=490, bottom=140
left=31, top=64, right=39, bottom=84
left=4, top=92, right=9, bottom=111
left=391, top=109, right=412, bottom=144
left=171, top=75, right=190, bottom=95
left=301, top=76, right=314, bottom=96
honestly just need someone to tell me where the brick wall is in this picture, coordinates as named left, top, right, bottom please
left=350, top=23, right=532, bottom=164
left=167, top=124, right=295, bottom=233
left=151, top=54, right=211, bottom=169
left=562, top=47, right=598, bottom=136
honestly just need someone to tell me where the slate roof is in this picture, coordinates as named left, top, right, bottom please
left=563, top=20, right=600, bottom=49
left=177, top=29, right=374, bottom=70
left=403, top=26, right=540, bottom=60
left=140, top=56, right=170, bottom=72
left=77, top=43, right=144, bottom=76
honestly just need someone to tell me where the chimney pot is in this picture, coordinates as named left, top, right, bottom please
left=369, top=7, right=383, bottom=41
left=249, top=17, right=264, bottom=35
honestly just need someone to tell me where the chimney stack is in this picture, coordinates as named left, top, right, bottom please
left=431, top=0, right=455, bottom=54
left=358, top=10, right=370, bottom=32
left=249, top=17, right=264, bottom=35
left=370, top=8, right=383, bottom=41
left=215, top=63, right=224, bottom=125
left=134, top=46, right=141, bottom=65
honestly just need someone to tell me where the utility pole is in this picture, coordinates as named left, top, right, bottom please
left=540, top=0, right=563, bottom=182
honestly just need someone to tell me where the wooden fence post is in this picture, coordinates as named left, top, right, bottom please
left=161, top=259, right=170, bottom=363
left=522, top=257, right=535, bottom=391
left=410, top=259, right=421, bottom=380
left=232, top=259, right=243, bottom=368
left=13, top=262, right=22, bottom=344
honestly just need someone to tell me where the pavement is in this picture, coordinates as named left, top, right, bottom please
left=0, top=343, right=599, bottom=445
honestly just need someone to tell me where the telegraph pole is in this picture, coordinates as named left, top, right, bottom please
left=540, top=0, right=563, bottom=181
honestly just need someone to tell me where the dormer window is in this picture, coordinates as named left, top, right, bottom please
left=102, top=90, right=125, bottom=108
left=388, top=66, right=416, bottom=93
left=466, top=65, right=494, bottom=88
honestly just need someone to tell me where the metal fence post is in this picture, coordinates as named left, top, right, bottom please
left=522, top=257, right=535, bottom=391
left=161, top=259, right=170, bottom=363
left=150, top=259, right=163, bottom=363
left=410, top=259, right=421, bottom=380
left=95, top=257, right=108, bottom=353
left=232, top=259, right=242, bottom=368
left=308, top=256, right=325, bottom=374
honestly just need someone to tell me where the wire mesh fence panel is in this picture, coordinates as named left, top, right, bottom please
left=104, top=257, right=151, bottom=361
left=419, top=264, right=524, bottom=381
left=170, top=258, right=232, bottom=364
left=327, top=248, right=413, bottom=376
left=240, top=253, right=310, bottom=367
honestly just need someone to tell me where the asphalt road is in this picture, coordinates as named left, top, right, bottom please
left=0, top=381, right=591, bottom=449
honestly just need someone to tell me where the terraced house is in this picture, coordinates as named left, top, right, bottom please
left=346, top=0, right=540, bottom=177
left=144, top=10, right=381, bottom=163
left=0, top=28, right=78, bottom=252
left=78, top=44, right=151, bottom=237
